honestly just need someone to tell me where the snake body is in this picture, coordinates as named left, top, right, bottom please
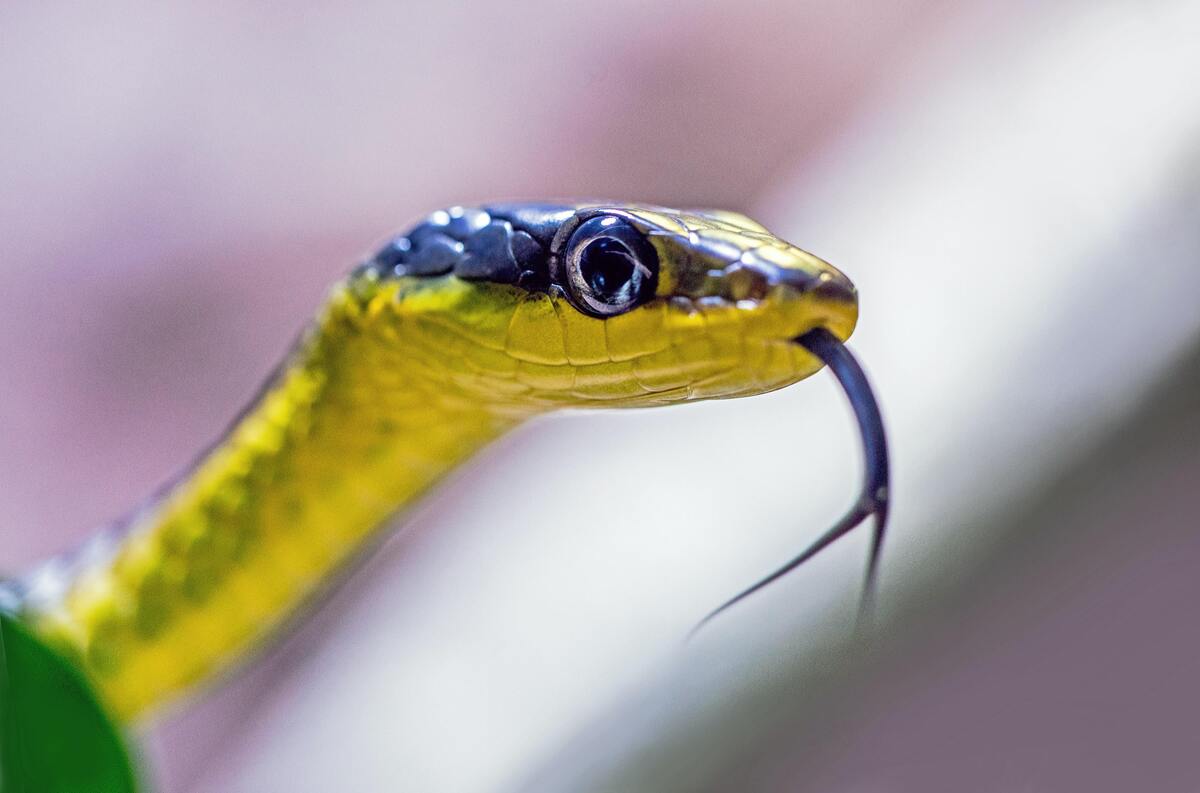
left=3, top=203, right=859, bottom=721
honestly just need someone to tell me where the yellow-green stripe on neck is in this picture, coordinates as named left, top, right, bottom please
left=28, top=281, right=525, bottom=719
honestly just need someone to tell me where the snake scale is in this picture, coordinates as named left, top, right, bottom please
left=0, top=202, right=887, bottom=724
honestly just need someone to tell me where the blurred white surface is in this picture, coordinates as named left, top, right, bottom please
left=162, top=2, right=1200, bottom=792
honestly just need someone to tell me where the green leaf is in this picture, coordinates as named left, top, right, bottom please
left=1, top=611, right=139, bottom=792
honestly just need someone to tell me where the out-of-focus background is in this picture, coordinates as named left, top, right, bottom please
left=2, top=2, right=1198, bottom=791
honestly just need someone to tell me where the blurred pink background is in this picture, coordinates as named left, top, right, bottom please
left=3, top=2, right=1198, bottom=792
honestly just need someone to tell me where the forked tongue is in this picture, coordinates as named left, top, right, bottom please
left=690, top=327, right=889, bottom=637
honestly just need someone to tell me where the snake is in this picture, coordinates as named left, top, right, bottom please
left=0, top=202, right=889, bottom=730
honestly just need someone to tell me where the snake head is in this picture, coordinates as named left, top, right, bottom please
left=346, top=202, right=858, bottom=411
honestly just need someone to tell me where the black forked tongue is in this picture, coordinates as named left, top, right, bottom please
left=690, top=327, right=890, bottom=637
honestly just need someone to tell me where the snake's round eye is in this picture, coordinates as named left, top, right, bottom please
left=563, top=216, right=658, bottom=316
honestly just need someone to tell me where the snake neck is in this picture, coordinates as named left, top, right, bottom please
left=21, top=284, right=527, bottom=720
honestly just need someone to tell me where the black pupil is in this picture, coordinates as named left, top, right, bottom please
left=580, top=237, right=638, bottom=301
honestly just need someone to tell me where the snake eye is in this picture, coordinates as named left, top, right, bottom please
left=563, top=216, right=657, bottom=316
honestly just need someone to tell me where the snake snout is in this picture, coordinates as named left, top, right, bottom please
left=766, top=260, right=857, bottom=305
left=732, top=248, right=859, bottom=345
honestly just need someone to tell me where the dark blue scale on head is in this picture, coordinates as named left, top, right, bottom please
left=372, top=236, right=412, bottom=273
left=405, top=231, right=464, bottom=275
left=368, top=205, right=558, bottom=286
left=455, top=222, right=523, bottom=283
left=440, top=206, right=492, bottom=239
left=484, top=203, right=576, bottom=248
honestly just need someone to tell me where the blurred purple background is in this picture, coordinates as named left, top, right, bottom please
left=2, top=2, right=1198, bottom=791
